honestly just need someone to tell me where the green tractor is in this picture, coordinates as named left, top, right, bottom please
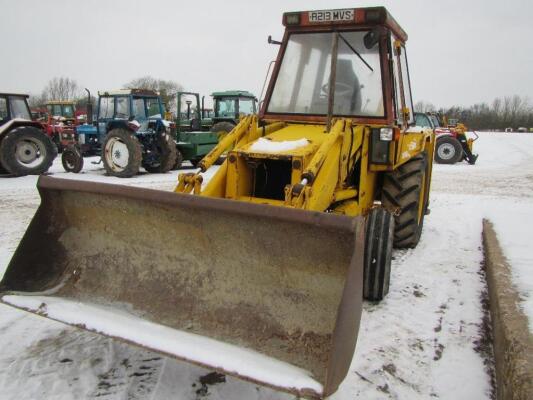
left=175, top=90, right=257, bottom=167
left=175, top=92, right=219, bottom=167
left=209, top=90, right=257, bottom=136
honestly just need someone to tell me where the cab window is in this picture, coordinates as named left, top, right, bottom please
left=115, top=97, right=129, bottom=119
left=0, top=98, right=7, bottom=122
left=99, top=97, right=114, bottom=119
left=238, top=98, right=255, bottom=115
left=9, top=97, right=31, bottom=120
left=132, top=98, right=147, bottom=120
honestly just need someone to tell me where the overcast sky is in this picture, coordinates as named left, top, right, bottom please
left=1, top=0, right=531, bottom=108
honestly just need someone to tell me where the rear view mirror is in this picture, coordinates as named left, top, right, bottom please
left=268, top=35, right=281, bottom=45
left=364, top=27, right=382, bottom=49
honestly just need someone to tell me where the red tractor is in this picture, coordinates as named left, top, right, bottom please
left=44, top=100, right=78, bottom=152
left=416, top=112, right=478, bottom=164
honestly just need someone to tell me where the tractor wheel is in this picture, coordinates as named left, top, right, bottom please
left=210, top=121, right=236, bottom=143
left=61, top=145, right=84, bottom=173
left=382, top=153, right=428, bottom=249
left=363, top=207, right=395, bottom=302
left=172, top=148, right=184, bottom=170
left=0, top=126, right=57, bottom=176
left=435, top=136, right=463, bottom=164
left=143, top=133, right=177, bottom=173
left=102, top=128, right=142, bottom=178
left=189, top=157, right=202, bottom=168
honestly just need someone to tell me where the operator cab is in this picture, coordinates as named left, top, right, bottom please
left=0, top=94, right=32, bottom=127
left=261, top=7, right=414, bottom=128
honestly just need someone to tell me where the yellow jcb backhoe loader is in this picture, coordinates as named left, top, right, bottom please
left=0, top=6, right=434, bottom=399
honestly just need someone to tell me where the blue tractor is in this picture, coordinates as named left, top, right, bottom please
left=62, top=89, right=178, bottom=177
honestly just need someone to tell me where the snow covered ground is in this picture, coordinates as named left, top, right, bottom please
left=0, top=131, right=531, bottom=399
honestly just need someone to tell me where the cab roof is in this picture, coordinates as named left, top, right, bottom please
left=46, top=100, right=76, bottom=105
left=98, top=89, right=160, bottom=97
left=211, top=90, right=256, bottom=99
left=0, top=93, right=29, bottom=98
left=282, top=6, right=407, bottom=42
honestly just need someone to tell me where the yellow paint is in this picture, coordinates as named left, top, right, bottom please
left=174, top=117, right=434, bottom=220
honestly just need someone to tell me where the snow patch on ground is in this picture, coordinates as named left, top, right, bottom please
left=249, top=137, right=309, bottom=153
left=2, top=295, right=322, bottom=394
left=488, top=204, right=533, bottom=331
left=1, top=131, right=532, bottom=399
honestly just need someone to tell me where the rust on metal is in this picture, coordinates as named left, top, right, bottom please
left=0, top=176, right=364, bottom=398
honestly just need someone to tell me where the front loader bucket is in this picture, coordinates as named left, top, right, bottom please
left=0, top=176, right=364, bottom=398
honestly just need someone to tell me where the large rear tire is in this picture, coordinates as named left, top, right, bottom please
left=143, top=134, right=177, bottom=173
left=364, top=208, right=395, bottom=301
left=102, top=128, right=142, bottom=178
left=435, top=136, right=462, bottom=164
left=382, top=153, right=428, bottom=249
left=0, top=126, right=57, bottom=176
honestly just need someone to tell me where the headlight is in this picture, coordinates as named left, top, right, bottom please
left=380, top=127, right=393, bottom=141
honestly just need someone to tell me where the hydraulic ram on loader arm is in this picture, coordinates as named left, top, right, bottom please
left=0, top=175, right=364, bottom=398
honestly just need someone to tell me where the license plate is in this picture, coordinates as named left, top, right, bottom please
left=308, top=9, right=354, bottom=23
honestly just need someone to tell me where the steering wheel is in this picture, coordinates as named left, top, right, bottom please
left=321, top=82, right=353, bottom=97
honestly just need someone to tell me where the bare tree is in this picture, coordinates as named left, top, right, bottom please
left=27, top=92, right=48, bottom=109
left=41, top=77, right=81, bottom=101
left=124, top=76, right=183, bottom=112
left=414, top=101, right=436, bottom=113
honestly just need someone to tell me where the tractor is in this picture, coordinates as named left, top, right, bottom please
left=417, top=111, right=478, bottom=164
left=209, top=90, right=257, bottom=136
left=61, top=89, right=177, bottom=176
left=44, top=100, right=78, bottom=152
left=175, top=91, right=220, bottom=166
left=0, top=93, right=56, bottom=176
left=2, top=6, right=434, bottom=398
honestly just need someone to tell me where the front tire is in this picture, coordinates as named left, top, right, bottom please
left=102, top=128, right=142, bottom=178
left=364, top=208, right=395, bottom=301
left=0, top=126, right=57, bottom=176
left=62, top=145, right=84, bottom=173
left=435, top=136, right=462, bottom=164
left=382, top=153, right=428, bottom=249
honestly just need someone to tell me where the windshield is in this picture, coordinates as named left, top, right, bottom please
left=216, top=98, right=236, bottom=117
left=238, top=98, right=255, bottom=114
left=429, top=115, right=440, bottom=128
left=62, top=105, right=74, bottom=118
left=9, top=97, right=31, bottom=120
left=132, top=98, right=147, bottom=120
left=267, top=31, right=384, bottom=117
left=99, top=97, right=114, bottom=119
left=146, top=98, right=161, bottom=118
left=415, top=113, right=432, bottom=128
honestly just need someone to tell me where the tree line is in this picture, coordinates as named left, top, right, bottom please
left=28, top=76, right=183, bottom=112
left=415, top=95, right=533, bottom=130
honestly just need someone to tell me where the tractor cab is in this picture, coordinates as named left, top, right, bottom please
left=212, top=90, right=257, bottom=121
left=46, top=101, right=76, bottom=122
left=0, top=93, right=33, bottom=127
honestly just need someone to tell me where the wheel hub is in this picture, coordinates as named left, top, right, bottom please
left=437, top=142, right=455, bottom=160
left=15, top=139, right=45, bottom=166
left=105, top=138, right=129, bottom=170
